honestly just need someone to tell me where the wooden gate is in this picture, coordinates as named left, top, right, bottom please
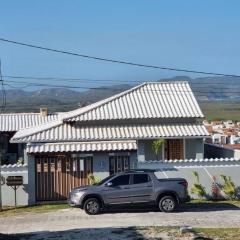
left=35, top=154, right=93, bottom=201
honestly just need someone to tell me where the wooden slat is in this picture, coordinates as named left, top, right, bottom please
left=35, top=154, right=93, bottom=201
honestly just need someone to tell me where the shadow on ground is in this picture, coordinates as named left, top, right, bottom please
left=0, top=227, right=214, bottom=240
left=102, top=202, right=240, bottom=214
left=181, top=202, right=240, bottom=212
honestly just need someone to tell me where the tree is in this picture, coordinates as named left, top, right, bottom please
left=152, top=139, right=165, bottom=161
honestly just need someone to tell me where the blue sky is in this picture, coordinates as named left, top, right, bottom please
left=1, top=1, right=240, bottom=90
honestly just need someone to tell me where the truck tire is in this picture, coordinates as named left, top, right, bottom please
left=83, top=198, right=101, bottom=215
left=159, top=196, right=176, bottom=212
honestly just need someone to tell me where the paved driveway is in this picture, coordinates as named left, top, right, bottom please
left=0, top=203, right=240, bottom=235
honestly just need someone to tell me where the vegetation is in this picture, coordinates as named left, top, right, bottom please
left=0, top=204, right=69, bottom=218
left=190, top=171, right=206, bottom=199
left=193, top=228, right=240, bottom=240
left=220, top=174, right=237, bottom=199
left=87, top=173, right=101, bottom=185
left=200, top=101, right=240, bottom=121
left=152, top=139, right=165, bottom=160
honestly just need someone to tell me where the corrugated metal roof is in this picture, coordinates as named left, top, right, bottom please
left=10, top=82, right=206, bottom=143
left=12, top=123, right=209, bottom=143
left=64, top=82, right=204, bottom=121
left=0, top=113, right=60, bottom=132
left=26, top=140, right=137, bottom=153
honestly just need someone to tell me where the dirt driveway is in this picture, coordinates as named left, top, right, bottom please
left=0, top=203, right=240, bottom=236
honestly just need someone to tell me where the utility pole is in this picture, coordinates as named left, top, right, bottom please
left=0, top=58, right=4, bottom=211
left=0, top=149, right=2, bottom=211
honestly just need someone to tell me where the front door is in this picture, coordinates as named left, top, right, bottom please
left=102, top=174, right=132, bottom=205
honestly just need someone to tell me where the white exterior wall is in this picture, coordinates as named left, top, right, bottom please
left=138, top=138, right=204, bottom=161
left=93, top=151, right=137, bottom=180
left=1, top=164, right=29, bottom=206
left=138, top=159, right=240, bottom=199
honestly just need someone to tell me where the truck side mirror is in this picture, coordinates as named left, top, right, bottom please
left=106, top=182, right=113, bottom=187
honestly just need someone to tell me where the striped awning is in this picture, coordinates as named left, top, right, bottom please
left=26, top=140, right=137, bottom=153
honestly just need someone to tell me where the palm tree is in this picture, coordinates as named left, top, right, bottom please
left=152, top=139, right=165, bottom=160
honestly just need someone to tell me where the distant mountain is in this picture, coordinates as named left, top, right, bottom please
left=1, top=76, right=240, bottom=113
left=159, top=76, right=240, bottom=101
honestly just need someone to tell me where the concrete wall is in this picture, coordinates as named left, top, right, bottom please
left=138, top=159, right=240, bottom=199
left=1, top=164, right=29, bottom=206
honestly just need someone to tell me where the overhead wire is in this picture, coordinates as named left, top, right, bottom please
left=4, top=80, right=240, bottom=95
left=1, top=37, right=240, bottom=78
left=2, top=74, right=240, bottom=87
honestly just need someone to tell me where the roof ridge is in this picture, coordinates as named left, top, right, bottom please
left=63, top=82, right=147, bottom=121
left=63, top=81, right=194, bottom=122
left=145, top=81, right=189, bottom=84
left=11, top=84, right=147, bottom=141
left=11, top=119, right=63, bottom=141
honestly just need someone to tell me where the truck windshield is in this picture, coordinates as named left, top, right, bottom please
left=96, top=174, right=115, bottom=186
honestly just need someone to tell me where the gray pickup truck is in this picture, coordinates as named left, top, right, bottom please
left=68, top=169, right=190, bottom=215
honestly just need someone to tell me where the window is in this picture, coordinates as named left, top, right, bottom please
left=109, top=155, right=130, bottom=175
left=133, top=174, right=149, bottom=184
left=111, top=175, right=130, bottom=186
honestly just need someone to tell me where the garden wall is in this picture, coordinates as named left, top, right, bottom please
left=138, top=158, right=240, bottom=199
left=1, top=164, right=30, bottom=206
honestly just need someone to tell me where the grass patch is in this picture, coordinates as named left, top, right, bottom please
left=0, top=204, right=70, bottom=218
left=200, top=101, right=240, bottom=121
left=193, top=228, right=240, bottom=240
left=190, top=199, right=240, bottom=207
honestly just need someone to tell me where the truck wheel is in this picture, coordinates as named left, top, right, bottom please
left=83, top=198, right=101, bottom=215
left=159, top=196, right=176, bottom=212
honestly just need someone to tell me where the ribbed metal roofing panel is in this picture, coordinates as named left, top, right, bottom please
left=64, top=82, right=204, bottom=121
left=0, top=113, right=59, bottom=132
left=12, top=123, right=209, bottom=143
left=26, top=140, right=137, bottom=153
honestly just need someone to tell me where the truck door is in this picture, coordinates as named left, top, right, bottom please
left=130, top=173, right=153, bottom=203
left=102, top=174, right=132, bottom=205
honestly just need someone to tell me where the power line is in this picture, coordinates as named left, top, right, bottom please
left=1, top=37, right=240, bottom=78
left=3, top=74, right=240, bottom=86
left=4, top=80, right=240, bottom=94
left=3, top=75, right=140, bottom=84
left=4, top=77, right=240, bottom=91
left=3, top=80, right=123, bottom=90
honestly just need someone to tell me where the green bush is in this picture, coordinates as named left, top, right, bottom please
left=220, top=175, right=236, bottom=200
left=152, top=139, right=165, bottom=160
left=190, top=171, right=206, bottom=199
left=87, top=173, right=101, bottom=185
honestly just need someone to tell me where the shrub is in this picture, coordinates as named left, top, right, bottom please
left=190, top=171, right=206, bottom=199
left=87, top=173, right=101, bottom=185
left=220, top=175, right=236, bottom=200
